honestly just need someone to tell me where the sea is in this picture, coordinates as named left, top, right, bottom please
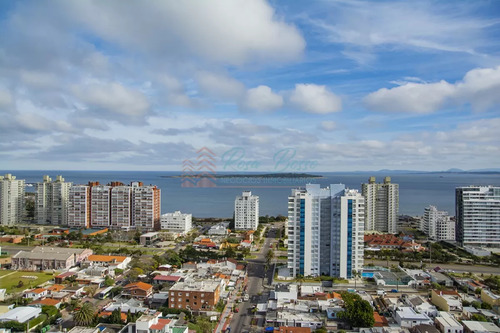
left=4, top=170, right=500, bottom=218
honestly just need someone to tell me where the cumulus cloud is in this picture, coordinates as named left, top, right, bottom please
left=241, top=85, right=283, bottom=111
left=289, top=84, right=342, bottom=114
left=364, top=66, right=500, bottom=113
left=319, top=120, right=337, bottom=131
left=0, top=90, right=13, bottom=108
left=73, top=82, right=150, bottom=117
left=62, top=0, right=305, bottom=66
left=364, top=81, right=455, bottom=113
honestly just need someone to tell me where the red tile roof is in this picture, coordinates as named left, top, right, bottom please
left=150, top=318, right=171, bottom=330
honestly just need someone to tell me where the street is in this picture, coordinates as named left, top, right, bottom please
left=228, top=226, right=276, bottom=333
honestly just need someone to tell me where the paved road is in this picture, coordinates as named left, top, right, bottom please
left=369, top=260, right=500, bottom=275
left=229, top=227, right=275, bottom=333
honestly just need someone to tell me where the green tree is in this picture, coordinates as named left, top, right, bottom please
left=471, top=301, right=481, bottom=309
left=84, top=285, right=98, bottom=298
left=224, top=247, right=237, bottom=259
left=163, top=250, right=182, bottom=267
left=352, top=269, right=361, bottom=290
left=481, top=302, right=492, bottom=310
left=266, top=249, right=275, bottom=265
left=195, top=316, right=212, bottom=333
left=104, top=275, right=115, bottom=287
left=74, top=302, right=96, bottom=326
left=108, top=308, right=123, bottom=324
left=338, top=292, right=375, bottom=328
left=471, top=314, right=488, bottom=322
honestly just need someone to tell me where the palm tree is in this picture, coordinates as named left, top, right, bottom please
left=74, top=302, right=96, bottom=326
left=352, top=270, right=361, bottom=290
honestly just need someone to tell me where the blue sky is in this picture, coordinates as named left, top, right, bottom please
left=0, top=0, right=499, bottom=171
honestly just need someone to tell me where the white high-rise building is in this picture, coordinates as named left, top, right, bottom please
left=0, top=174, right=25, bottom=226
left=234, top=191, right=259, bottom=230
left=35, top=175, right=72, bottom=225
left=131, top=182, right=161, bottom=231
left=422, top=206, right=455, bottom=241
left=68, top=185, right=90, bottom=228
left=456, top=186, right=500, bottom=248
left=362, top=176, right=399, bottom=233
left=90, top=185, right=112, bottom=228
left=287, top=184, right=364, bottom=279
left=161, top=211, right=192, bottom=234
left=110, top=185, right=132, bottom=230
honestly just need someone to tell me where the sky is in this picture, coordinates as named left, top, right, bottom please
left=0, top=0, right=499, bottom=172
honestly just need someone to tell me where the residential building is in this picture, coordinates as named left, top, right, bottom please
left=435, top=312, right=463, bottom=333
left=110, top=184, right=132, bottom=230
left=123, top=282, right=153, bottom=299
left=431, top=290, right=462, bottom=312
left=68, top=181, right=161, bottom=230
left=132, top=182, right=161, bottom=231
left=91, top=185, right=112, bottom=228
left=0, top=174, right=25, bottom=226
left=481, top=289, right=500, bottom=308
left=160, top=211, right=192, bottom=234
left=86, top=255, right=131, bottom=270
left=168, top=280, right=221, bottom=311
left=394, top=307, right=433, bottom=328
left=462, top=321, right=500, bottom=333
left=0, top=307, right=41, bottom=323
left=68, top=185, right=91, bottom=228
left=235, top=191, right=259, bottom=230
left=35, top=175, right=72, bottom=225
left=140, top=232, right=159, bottom=245
left=421, top=206, right=455, bottom=241
left=11, top=246, right=92, bottom=270
left=23, top=288, right=48, bottom=300
left=362, top=176, right=399, bottom=233
left=207, top=222, right=229, bottom=235
left=126, top=312, right=188, bottom=333
left=287, top=184, right=364, bottom=278
left=456, top=186, right=500, bottom=247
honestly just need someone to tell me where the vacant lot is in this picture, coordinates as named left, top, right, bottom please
left=0, top=270, right=55, bottom=293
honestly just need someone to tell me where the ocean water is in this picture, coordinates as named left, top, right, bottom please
left=4, top=170, right=500, bottom=218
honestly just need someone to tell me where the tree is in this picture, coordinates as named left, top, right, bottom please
left=84, top=285, right=98, bottom=298
left=74, top=302, right=96, bottom=326
left=163, top=250, right=182, bottom=267
left=224, top=247, right=237, bottom=259
left=108, top=308, right=123, bottom=324
left=104, top=276, right=115, bottom=287
left=470, top=314, right=488, bottom=322
left=338, top=292, right=375, bottom=328
left=266, top=249, right=275, bottom=265
left=352, top=270, right=361, bottom=289
left=481, top=302, right=492, bottom=310
left=471, top=301, right=481, bottom=309
left=195, top=316, right=212, bottom=333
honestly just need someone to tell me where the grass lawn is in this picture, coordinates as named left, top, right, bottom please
left=0, top=270, right=55, bottom=294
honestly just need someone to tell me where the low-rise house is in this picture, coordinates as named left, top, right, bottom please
left=121, top=312, right=188, bottom=333
left=435, top=312, right=463, bottom=333
left=23, top=288, right=48, bottom=300
left=29, top=297, right=62, bottom=308
left=271, top=284, right=298, bottom=302
left=62, top=285, right=85, bottom=298
left=240, top=240, right=252, bottom=249
left=0, top=306, right=41, bottom=323
left=406, top=295, right=438, bottom=318
left=105, top=298, right=148, bottom=314
left=431, top=290, right=462, bottom=312
left=273, top=327, right=311, bottom=333
left=148, top=292, right=169, bottom=309
left=411, top=324, right=440, bottom=333
left=123, top=282, right=153, bottom=299
left=47, top=284, right=66, bottom=293
left=395, top=307, right=433, bottom=328
left=11, top=247, right=92, bottom=270
left=153, top=275, right=182, bottom=286
left=463, top=307, right=481, bottom=319
left=55, top=271, right=76, bottom=284
left=86, top=255, right=131, bottom=270
left=429, top=272, right=454, bottom=287
left=140, top=232, right=160, bottom=246
left=481, top=289, right=500, bottom=308
left=462, top=321, right=500, bottom=333
left=266, top=310, right=323, bottom=330
left=207, top=222, right=229, bottom=235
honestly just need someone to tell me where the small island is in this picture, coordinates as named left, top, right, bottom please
left=163, top=173, right=323, bottom=178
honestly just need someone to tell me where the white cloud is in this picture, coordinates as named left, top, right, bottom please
left=319, top=120, right=337, bottom=131
left=289, top=84, right=342, bottom=114
left=73, top=82, right=150, bottom=117
left=197, top=71, right=245, bottom=101
left=242, top=85, right=283, bottom=111
left=364, top=81, right=455, bottom=113
left=63, top=0, right=305, bottom=66
left=364, top=66, right=500, bottom=113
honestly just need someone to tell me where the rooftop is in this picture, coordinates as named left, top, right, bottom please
left=170, top=280, right=220, bottom=292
